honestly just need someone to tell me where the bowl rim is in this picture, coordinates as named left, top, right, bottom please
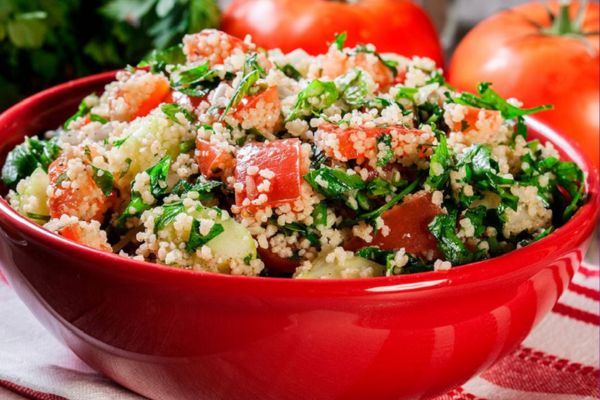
left=0, top=71, right=598, bottom=294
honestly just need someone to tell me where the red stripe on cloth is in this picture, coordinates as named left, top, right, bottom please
left=434, top=387, right=487, bottom=400
left=480, top=346, right=600, bottom=397
left=553, top=303, right=600, bottom=326
left=0, top=380, right=66, bottom=400
left=578, top=264, right=600, bottom=277
left=568, top=281, right=600, bottom=301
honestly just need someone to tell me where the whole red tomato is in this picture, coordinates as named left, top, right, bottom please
left=221, top=0, right=444, bottom=66
left=449, top=1, right=599, bottom=167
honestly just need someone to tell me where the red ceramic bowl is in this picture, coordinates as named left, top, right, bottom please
left=0, top=73, right=598, bottom=400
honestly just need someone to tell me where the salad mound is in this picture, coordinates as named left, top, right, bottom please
left=1, top=29, right=586, bottom=279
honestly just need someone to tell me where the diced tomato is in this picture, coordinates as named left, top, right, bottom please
left=345, top=191, right=442, bottom=259
left=58, top=224, right=112, bottom=252
left=315, top=123, right=427, bottom=163
left=196, top=139, right=236, bottom=179
left=232, top=86, right=281, bottom=135
left=235, top=138, right=303, bottom=208
left=451, top=106, right=502, bottom=133
left=184, top=29, right=250, bottom=65
left=48, top=154, right=112, bottom=222
left=131, top=77, right=171, bottom=120
left=321, top=49, right=394, bottom=89
left=394, top=67, right=407, bottom=85
left=257, top=247, right=300, bottom=275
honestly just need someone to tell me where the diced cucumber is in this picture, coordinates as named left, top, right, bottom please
left=12, top=167, right=50, bottom=224
left=205, top=217, right=256, bottom=262
left=294, top=253, right=384, bottom=279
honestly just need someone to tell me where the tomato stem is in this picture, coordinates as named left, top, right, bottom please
left=546, top=0, right=589, bottom=36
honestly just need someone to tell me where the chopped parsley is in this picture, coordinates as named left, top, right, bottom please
left=185, top=219, right=224, bottom=252
left=1, top=137, right=60, bottom=188
left=334, top=32, right=347, bottom=50
left=428, top=211, right=473, bottom=265
left=304, top=167, right=365, bottom=198
left=91, top=166, right=114, bottom=196
left=161, top=103, right=196, bottom=124
left=376, top=134, right=394, bottom=167
left=170, top=61, right=223, bottom=97
left=139, top=44, right=186, bottom=74
left=154, top=202, right=185, bottom=232
left=287, top=79, right=339, bottom=121
left=340, top=70, right=369, bottom=108
left=277, top=63, right=302, bottom=80
left=425, top=134, right=450, bottom=190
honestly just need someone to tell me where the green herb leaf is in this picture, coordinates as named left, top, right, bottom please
left=26, top=212, right=50, bottom=222
left=353, top=45, right=398, bottom=77
left=64, top=96, right=93, bottom=129
left=139, top=44, right=186, bottom=73
left=341, top=70, right=369, bottom=108
left=147, top=155, right=171, bottom=198
left=287, top=79, right=339, bottom=121
left=334, top=32, right=347, bottom=50
left=220, top=69, right=261, bottom=120
left=367, top=177, right=394, bottom=197
left=154, top=201, right=185, bottom=231
left=244, top=52, right=266, bottom=77
left=89, top=113, right=108, bottom=123
left=553, top=160, right=585, bottom=221
left=304, top=167, right=365, bottom=198
left=170, top=61, right=222, bottom=97
left=425, top=134, right=450, bottom=190
left=170, top=176, right=221, bottom=200
left=376, top=134, right=394, bottom=167
left=1, top=137, right=60, bottom=188
left=179, top=140, right=195, bottom=153
left=458, top=144, right=518, bottom=210
left=281, top=222, right=320, bottom=247
left=356, top=178, right=421, bottom=221
left=116, top=192, right=149, bottom=227
left=312, top=201, right=328, bottom=227
left=464, top=206, right=487, bottom=237
left=112, top=135, right=129, bottom=148
left=185, top=219, right=224, bottom=252
left=91, top=166, right=114, bottom=196
left=454, top=82, right=552, bottom=121
left=356, top=246, right=395, bottom=274
left=277, top=63, right=302, bottom=80
left=161, top=103, right=195, bottom=124
left=395, top=87, right=418, bottom=101
left=428, top=211, right=473, bottom=265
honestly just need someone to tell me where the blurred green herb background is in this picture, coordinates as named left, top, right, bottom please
left=0, top=0, right=220, bottom=110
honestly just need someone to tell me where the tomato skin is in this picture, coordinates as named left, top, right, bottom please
left=183, top=29, right=249, bottom=65
left=196, top=139, right=236, bottom=179
left=448, top=1, right=599, bottom=167
left=235, top=138, right=303, bottom=208
left=449, top=106, right=502, bottom=133
left=221, top=0, right=443, bottom=66
left=345, top=191, right=442, bottom=259
left=321, top=51, right=393, bottom=89
left=232, top=86, right=282, bottom=134
left=131, top=77, right=171, bottom=120
left=316, top=123, right=428, bottom=162
left=47, top=154, right=112, bottom=222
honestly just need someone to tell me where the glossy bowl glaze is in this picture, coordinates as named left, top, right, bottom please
left=0, top=73, right=598, bottom=400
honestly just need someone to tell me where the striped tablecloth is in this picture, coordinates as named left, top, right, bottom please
left=0, top=259, right=598, bottom=400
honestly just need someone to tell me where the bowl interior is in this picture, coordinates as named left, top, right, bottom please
left=0, top=71, right=598, bottom=290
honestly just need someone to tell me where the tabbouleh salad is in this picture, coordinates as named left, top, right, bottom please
left=1, top=30, right=587, bottom=279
